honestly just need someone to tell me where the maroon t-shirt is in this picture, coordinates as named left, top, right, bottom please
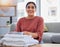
left=16, top=16, right=44, bottom=42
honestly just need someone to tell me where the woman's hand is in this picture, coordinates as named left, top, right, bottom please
left=23, top=31, right=38, bottom=39
left=23, top=31, right=31, bottom=35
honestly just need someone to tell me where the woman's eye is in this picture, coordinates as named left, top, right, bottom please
left=27, top=6, right=30, bottom=9
left=32, top=6, right=34, bottom=9
left=27, top=6, right=35, bottom=9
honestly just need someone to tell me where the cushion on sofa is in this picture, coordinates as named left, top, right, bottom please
left=10, top=23, right=16, bottom=31
left=51, top=33, right=60, bottom=43
left=44, top=25, right=48, bottom=32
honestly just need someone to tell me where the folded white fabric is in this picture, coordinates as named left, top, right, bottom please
left=1, top=32, right=39, bottom=46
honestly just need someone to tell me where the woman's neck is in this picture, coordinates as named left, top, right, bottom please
left=26, top=15, right=35, bottom=19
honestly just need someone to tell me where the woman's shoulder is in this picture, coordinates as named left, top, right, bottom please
left=19, top=17, right=26, bottom=20
left=35, top=16, right=44, bottom=22
left=18, top=17, right=25, bottom=22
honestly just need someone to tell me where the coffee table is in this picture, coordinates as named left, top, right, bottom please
left=29, top=44, right=60, bottom=47
left=0, top=44, right=60, bottom=47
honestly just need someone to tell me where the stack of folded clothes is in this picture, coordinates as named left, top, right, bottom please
left=1, top=32, right=39, bottom=47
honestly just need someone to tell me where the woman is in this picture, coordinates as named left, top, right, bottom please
left=16, top=2, right=44, bottom=43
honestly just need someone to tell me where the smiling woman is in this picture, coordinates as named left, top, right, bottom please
left=16, top=2, right=44, bottom=43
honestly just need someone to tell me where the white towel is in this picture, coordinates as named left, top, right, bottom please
left=1, top=32, right=39, bottom=46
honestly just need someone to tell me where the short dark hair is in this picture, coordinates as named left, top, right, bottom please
left=26, top=2, right=36, bottom=8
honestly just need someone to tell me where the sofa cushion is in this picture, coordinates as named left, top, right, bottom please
left=45, top=23, right=60, bottom=33
left=43, top=33, right=60, bottom=43
left=10, top=23, right=16, bottom=31
left=44, top=25, right=48, bottom=32
left=42, top=33, right=54, bottom=43
left=51, top=33, right=60, bottom=43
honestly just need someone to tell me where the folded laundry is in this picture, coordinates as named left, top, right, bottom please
left=1, top=32, right=39, bottom=47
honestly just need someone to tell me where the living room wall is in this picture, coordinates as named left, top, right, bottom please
left=41, top=0, right=60, bottom=23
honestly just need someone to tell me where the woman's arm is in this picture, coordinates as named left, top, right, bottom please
left=23, top=31, right=38, bottom=38
left=23, top=17, right=44, bottom=41
left=15, top=19, right=21, bottom=32
left=36, top=17, right=44, bottom=42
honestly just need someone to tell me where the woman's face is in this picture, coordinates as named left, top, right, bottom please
left=26, top=3, right=36, bottom=16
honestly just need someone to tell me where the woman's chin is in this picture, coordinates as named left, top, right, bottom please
left=28, top=15, right=34, bottom=17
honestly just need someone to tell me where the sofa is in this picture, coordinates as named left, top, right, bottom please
left=42, top=23, right=60, bottom=43
left=10, top=23, right=60, bottom=43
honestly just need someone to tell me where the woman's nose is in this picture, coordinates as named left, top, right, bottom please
left=29, top=7, right=33, bottom=10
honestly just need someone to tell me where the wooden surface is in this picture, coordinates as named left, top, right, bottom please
left=29, top=44, right=60, bottom=47
left=0, top=44, right=60, bottom=47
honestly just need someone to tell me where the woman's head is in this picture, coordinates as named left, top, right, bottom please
left=26, top=2, right=36, bottom=17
